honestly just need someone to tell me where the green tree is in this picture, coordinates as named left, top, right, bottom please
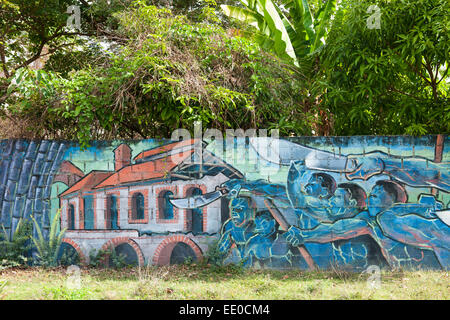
left=4, top=1, right=317, bottom=146
left=0, top=1, right=133, bottom=102
left=221, top=0, right=337, bottom=67
left=320, top=0, right=449, bottom=135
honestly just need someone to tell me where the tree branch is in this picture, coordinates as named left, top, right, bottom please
left=13, top=30, right=92, bottom=72
left=436, top=65, right=449, bottom=85
left=423, top=57, right=439, bottom=100
left=388, top=86, right=423, bottom=101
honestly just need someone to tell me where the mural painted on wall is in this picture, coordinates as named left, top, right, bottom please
left=0, top=136, right=449, bottom=271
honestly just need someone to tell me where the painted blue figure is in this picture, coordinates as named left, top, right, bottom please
left=287, top=160, right=364, bottom=224
left=287, top=161, right=339, bottom=233
left=287, top=160, right=389, bottom=269
left=217, top=187, right=256, bottom=265
left=221, top=177, right=381, bottom=270
left=286, top=180, right=448, bottom=269
left=217, top=179, right=312, bottom=269
left=242, top=212, right=294, bottom=269
left=376, top=194, right=450, bottom=269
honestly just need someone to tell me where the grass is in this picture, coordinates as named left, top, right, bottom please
left=0, top=264, right=448, bottom=300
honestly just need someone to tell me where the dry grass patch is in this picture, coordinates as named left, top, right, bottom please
left=0, top=266, right=448, bottom=300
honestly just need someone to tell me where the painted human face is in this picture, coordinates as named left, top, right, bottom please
left=329, top=188, right=358, bottom=218
left=329, top=188, right=350, bottom=215
left=305, top=175, right=327, bottom=198
left=287, top=162, right=333, bottom=209
left=368, top=185, right=394, bottom=216
left=254, top=214, right=276, bottom=237
left=229, top=198, right=251, bottom=226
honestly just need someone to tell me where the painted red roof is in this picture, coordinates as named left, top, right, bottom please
left=133, top=139, right=198, bottom=161
left=94, top=149, right=193, bottom=189
left=59, top=141, right=197, bottom=196
left=60, top=171, right=113, bottom=197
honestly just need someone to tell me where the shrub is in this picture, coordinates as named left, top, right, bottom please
left=31, top=209, right=67, bottom=267
left=0, top=219, right=33, bottom=269
left=88, top=247, right=129, bottom=269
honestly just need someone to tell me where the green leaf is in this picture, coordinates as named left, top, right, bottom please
left=311, top=0, right=336, bottom=53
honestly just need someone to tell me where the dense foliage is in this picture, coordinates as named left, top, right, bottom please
left=0, top=0, right=132, bottom=79
left=31, top=209, right=67, bottom=267
left=0, top=219, right=32, bottom=269
left=3, top=1, right=317, bottom=146
left=320, top=0, right=449, bottom=135
left=0, top=0, right=449, bottom=142
left=221, top=0, right=337, bottom=66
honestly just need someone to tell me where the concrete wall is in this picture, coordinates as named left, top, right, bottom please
left=0, top=136, right=448, bottom=271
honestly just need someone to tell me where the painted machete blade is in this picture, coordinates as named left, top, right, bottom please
left=435, top=210, right=450, bottom=227
left=249, top=137, right=350, bottom=172
left=169, top=190, right=223, bottom=209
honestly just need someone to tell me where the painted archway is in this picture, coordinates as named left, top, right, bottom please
left=152, top=235, right=203, bottom=265
left=61, top=238, right=88, bottom=265
left=100, top=237, right=145, bottom=266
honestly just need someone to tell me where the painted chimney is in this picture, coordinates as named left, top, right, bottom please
left=114, top=144, right=132, bottom=171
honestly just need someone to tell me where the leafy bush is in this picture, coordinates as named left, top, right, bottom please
left=108, top=247, right=129, bottom=269
left=4, top=1, right=316, bottom=147
left=88, top=247, right=129, bottom=269
left=320, top=0, right=449, bottom=135
left=0, top=219, right=33, bottom=269
left=88, top=248, right=108, bottom=268
left=202, top=239, right=225, bottom=266
left=58, top=245, right=81, bottom=267
left=31, top=210, right=67, bottom=267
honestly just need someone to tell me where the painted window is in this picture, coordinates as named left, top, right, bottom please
left=68, top=204, right=75, bottom=230
left=186, top=188, right=203, bottom=234
left=131, top=192, right=145, bottom=220
left=83, top=195, right=94, bottom=230
left=159, top=191, right=174, bottom=219
left=106, top=194, right=119, bottom=230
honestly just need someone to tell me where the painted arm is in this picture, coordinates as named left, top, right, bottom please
left=386, top=195, right=444, bottom=219
left=345, top=152, right=450, bottom=192
left=286, top=216, right=372, bottom=245
left=217, top=221, right=233, bottom=256
left=377, top=210, right=450, bottom=251
left=241, top=241, right=254, bottom=268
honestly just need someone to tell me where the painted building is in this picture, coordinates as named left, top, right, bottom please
left=58, top=139, right=242, bottom=266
